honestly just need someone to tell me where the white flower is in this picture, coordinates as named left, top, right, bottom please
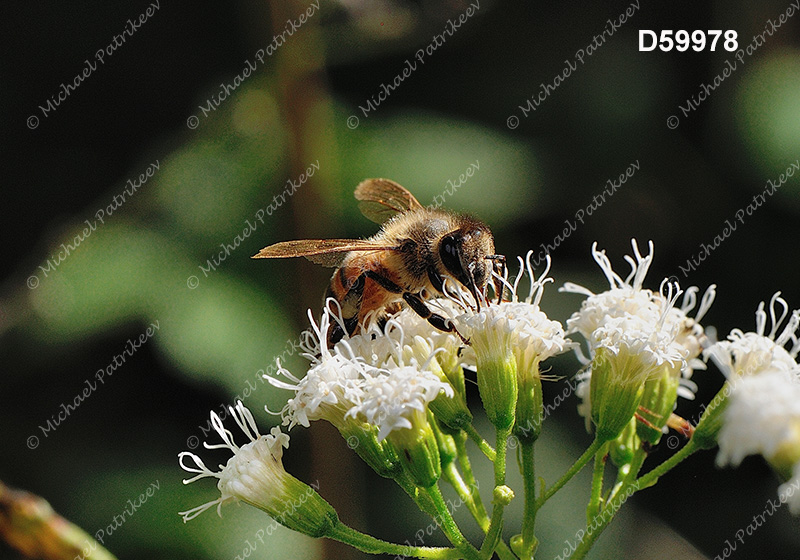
left=179, top=402, right=339, bottom=534
left=670, top=285, right=717, bottom=362
left=707, top=293, right=800, bottom=516
left=453, top=253, right=573, bottom=432
left=561, top=240, right=661, bottom=340
left=705, top=292, right=800, bottom=379
left=347, top=365, right=454, bottom=441
left=458, top=253, right=575, bottom=369
left=334, top=310, right=456, bottom=440
left=562, top=240, right=715, bottom=367
left=560, top=239, right=716, bottom=376
left=460, top=302, right=574, bottom=372
left=267, top=303, right=457, bottom=439
left=178, top=402, right=291, bottom=521
left=561, top=240, right=715, bottom=438
left=286, top=305, right=457, bottom=485
left=339, top=299, right=475, bottom=373
left=717, top=369, right=800, bottom=467
left=592, top=314, right=687, bottom=374
left=266, top=310, right=368, bottom=429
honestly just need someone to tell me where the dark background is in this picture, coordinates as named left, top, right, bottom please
left=3, top=1, right=800, bottom=558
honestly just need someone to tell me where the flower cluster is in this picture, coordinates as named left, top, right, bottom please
left=266, top=305, right=463, bottom=486
left=177, top=238, right=800, bottom=559
left=561, top=240, right=715, bottom=445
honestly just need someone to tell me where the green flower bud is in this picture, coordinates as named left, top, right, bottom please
left=514, top=363, right=544, bottom=443
left=476, top=350, right=518, bottom=431
left=338, top=421, right=401, bottom=478
left=457, top=259, right=573, bottom=432
left=266, top=477, right=340, bottom=538
left=609, top=418, right=640, bottom=468
left=385, top=409, right=442, bottom=488
left=493, top=485, right=515, bottom=506
left=636, top=364, right=680, bottom=445
left=429, top=362, right=473, bottom=430
left=431, top=417, right=458, bottom=469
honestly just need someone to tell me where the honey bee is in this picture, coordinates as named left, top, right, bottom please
left=253, top=179, right=504, bottom=345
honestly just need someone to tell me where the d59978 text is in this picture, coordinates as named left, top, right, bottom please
left=639, top=30, right=738, bottom=52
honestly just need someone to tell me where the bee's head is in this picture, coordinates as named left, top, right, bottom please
left=438, top=220, right=498, bottom=306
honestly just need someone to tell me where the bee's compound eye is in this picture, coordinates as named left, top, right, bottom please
left=439, top=235, right=462, bottom=276
left=442, top=236, right=457, bottom=255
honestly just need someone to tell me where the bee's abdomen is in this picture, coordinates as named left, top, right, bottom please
left=326, top=254, right=407, bottom=337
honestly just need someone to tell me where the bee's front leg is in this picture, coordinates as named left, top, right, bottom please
left=402, top=292, right=470, bottom=345
left=486, top=254, right=507, bottom=303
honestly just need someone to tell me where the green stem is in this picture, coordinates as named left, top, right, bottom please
left=605, top=460, right=631, bottom=507
left=493, top=427, right=510, bottom=491
left=443, top=461, right=487, bottom=531
left=442, top=462, right=517, bottom=560
left=479, top=425, right=512, bottom=559
left=454, top=432, right=488, bottom=528
left=425, top=484, right=482, bottom=560
left=635, top=438, right=700, bottom=490
left=496, top=541, right=518, bottom=559
left=569, top=440, right=701, bottom=560
left=569, top=453, right=643, bottom=560
left=606, top=446, right=646, bottom=506
left=567, top=486, right=628, bottom=560
left=329, top=521, right=462, bottom=558
left=586, top=442, right=608, bottom=521
left=463, top=423, right=497, bottom=461
left=397, top=472, right=482, bottom=560
left=538, top=437, right=604, bottom=508
left=519, top=438, right=539, bottom=558
left=480, top=503, right=505, bottom=560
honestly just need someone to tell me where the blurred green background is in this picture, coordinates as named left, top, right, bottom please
left=3, top=1, right=800, bottom=558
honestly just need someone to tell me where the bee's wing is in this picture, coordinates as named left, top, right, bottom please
left=252, top=239, right=395, bottom=267
left=354, top=178, right=425, bottom=224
